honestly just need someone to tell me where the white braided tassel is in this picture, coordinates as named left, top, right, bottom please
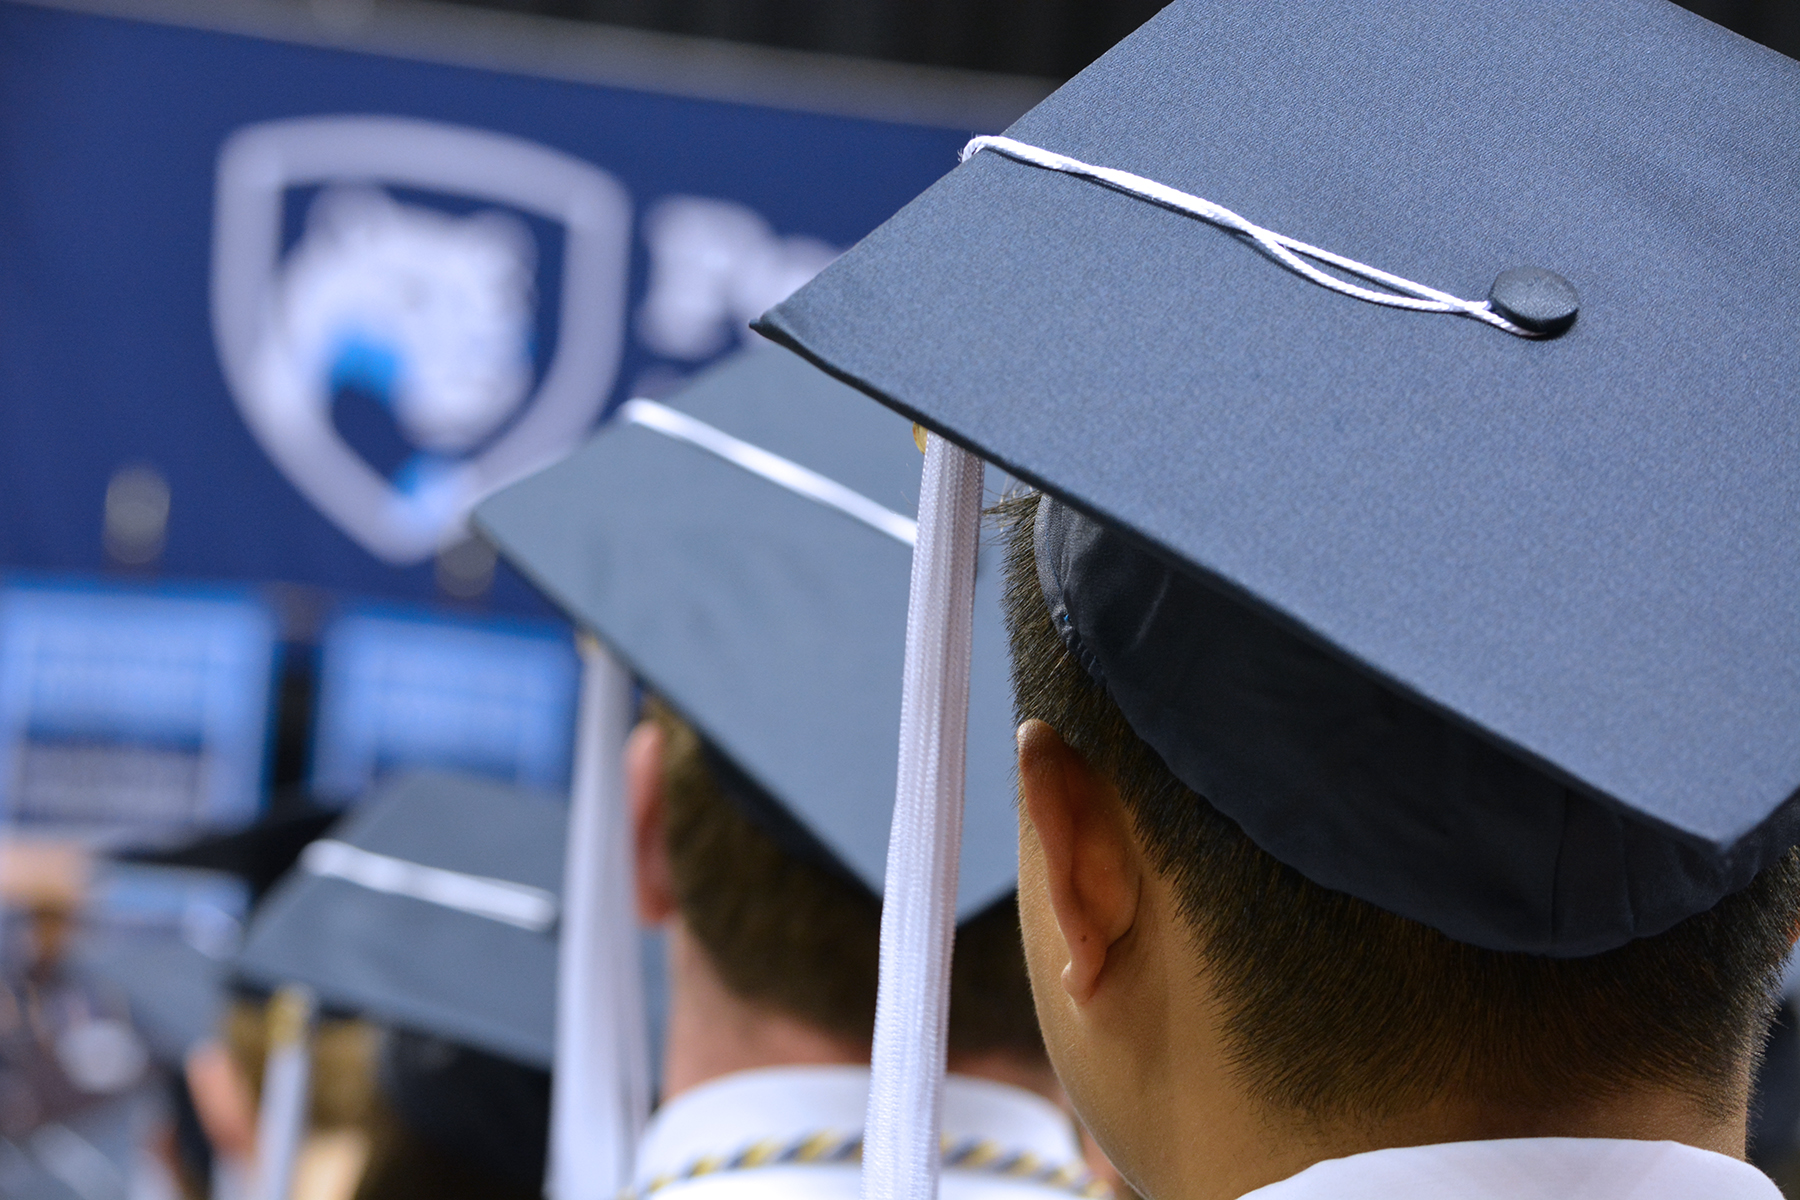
left=862, top=433, right=985, bottom=1200
left=548, top=636, right=652, bottom=1200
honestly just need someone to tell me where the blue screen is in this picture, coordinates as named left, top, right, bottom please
left=0, top=578, right=279, bottom=833
left=310, top=606, right=579, bottom=799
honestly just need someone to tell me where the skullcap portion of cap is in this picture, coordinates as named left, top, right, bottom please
left=1035, top=495, right=1800, bottom=955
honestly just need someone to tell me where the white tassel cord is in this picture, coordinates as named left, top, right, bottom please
left=547, top=636, right=652, bottom=1200
left=962, top=135, right=1539, bottom=338
left=862, top=434, right=986, bottom=1200
left=251, top=986, right=315, bottom=1200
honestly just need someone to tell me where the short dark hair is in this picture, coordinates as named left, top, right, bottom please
left=996, top=490, right=1800, bottom=1121
left=646, top=698, right=1043, bottom=1061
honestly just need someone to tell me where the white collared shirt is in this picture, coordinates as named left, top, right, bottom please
left=631, top=1065, right=1089, bottom=1200
left=1240, top=1137, right=1778, bottom=1200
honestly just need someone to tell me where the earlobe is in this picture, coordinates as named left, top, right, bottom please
left=626, top=720, right=678, bottom=925
left=1017, top=720, right=1142, bottom=1006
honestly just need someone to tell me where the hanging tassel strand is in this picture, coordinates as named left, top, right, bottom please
left=862, top=434, right=985, bottom=1200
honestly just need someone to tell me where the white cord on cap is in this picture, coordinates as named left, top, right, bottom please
left=863, top=433, right=984, bottom=1200
left=962, top=135, right=1540, bottom=338
left=622, top=398, right=919, bottom=547
left=301, top=839, right=558, bottom=932
left=549, top=637, right=651, bottom=1200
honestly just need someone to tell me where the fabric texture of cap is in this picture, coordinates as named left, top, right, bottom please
left=1035, top=496, right=1800, bottom=953
left=475, top=346, right=1019, bottom=921
left=756, top=0, right=1800, bottom=953
left=235, top=770, right=564, bottom=1066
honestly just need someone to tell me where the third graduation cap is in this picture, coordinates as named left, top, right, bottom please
left=758, top=0, right=1800, bottom=956
left=237, top=771, right=566, bottom=1066
left=475, top=345, right=1019, bottom=919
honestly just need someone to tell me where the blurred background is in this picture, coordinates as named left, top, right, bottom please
left=425, top=0, right=1800, bottom=77
left=0, top=1, right=1795, bottom=1199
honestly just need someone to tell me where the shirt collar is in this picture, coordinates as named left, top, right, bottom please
left=633, top=1065, right=1081, bottom=1190
left=1239, top=1137, right=1779, bottom=1200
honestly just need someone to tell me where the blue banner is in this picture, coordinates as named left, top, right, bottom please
left=0, top=577, right=279, bottom=831
left=0, top=1, right=996, bottom=614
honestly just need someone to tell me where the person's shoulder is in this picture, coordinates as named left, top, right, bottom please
left=1240, top=1138, right=1780, bottom=1200
left=647, top=1165, right=1100, bottom=1200
left=650, top=1164, right=860, bottom=1200
left=941, top=1175, right=1103, bottom=1200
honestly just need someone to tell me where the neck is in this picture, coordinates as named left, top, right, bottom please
left=659, top=921, right=868, bottom=1100
left=657, top=919, right=1063, bottom=1106
left=1114, top=979, right=1751, bottom=1199
left=1049, top=875, right=1753, bottom=1200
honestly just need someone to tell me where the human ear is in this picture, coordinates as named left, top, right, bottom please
left=626, top=719, right=678, bottom=925
left=1016, top=719, right=1142, bottom=1004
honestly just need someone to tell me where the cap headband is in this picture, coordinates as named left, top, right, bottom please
left=1034, top=493, right=1793, bottom=955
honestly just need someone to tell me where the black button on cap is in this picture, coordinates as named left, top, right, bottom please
left=1488, top=267, right=1580, bottom=336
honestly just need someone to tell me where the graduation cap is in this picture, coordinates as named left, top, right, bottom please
left=476, top=344, right=1019, bottom=921
left=234, top=772, right=567, bottom=1200
left=752, top=0, right=1800, bottom=1192
left=234, top=770, right=565, bottom=1068
left=474, top=344, right=1021, bottom=1199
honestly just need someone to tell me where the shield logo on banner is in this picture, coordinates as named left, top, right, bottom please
left=211, top=116, right=631, bottom=565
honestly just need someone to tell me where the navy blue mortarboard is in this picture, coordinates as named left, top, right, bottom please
left=758, top=0, right=1800, bottom=959
left=474, top=345, right=1019, bottom=920
left=235, top=770, right=564, bottom=1067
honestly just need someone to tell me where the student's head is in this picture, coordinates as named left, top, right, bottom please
left=996, top=490, right=1800, bottom=1188
left=628, top=696, right=1043, bottom=1067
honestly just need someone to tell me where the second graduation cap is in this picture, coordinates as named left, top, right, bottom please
left=757, top=0, right=1800, bottom=956
left=474, top=345, right=1020, bottom=920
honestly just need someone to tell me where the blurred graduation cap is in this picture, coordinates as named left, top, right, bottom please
left=754, top=0, right=1800, bottom=1191
left=474, top=344, right=1020, bottom=921
left=235, top=770, right=564, bottom=1068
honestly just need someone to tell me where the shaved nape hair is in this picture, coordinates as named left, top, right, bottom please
left=994, top=490, right=1800, bottom=1122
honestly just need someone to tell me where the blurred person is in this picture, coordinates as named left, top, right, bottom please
left=477, top=346, right=1110, bottom=1199
left=351, top=1029, right=550, bottom=1200
left=116, top=808, right=354, bottom=1197
left=219, top=992, right=380, bottom=1199
left=624, top=697, right=1091, bottom=1200
left=225, top=772, right=568, bottom=1200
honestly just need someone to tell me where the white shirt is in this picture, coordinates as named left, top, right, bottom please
left=632, top=1065, right=1090, bottom=1200
left=1240, top=1137, right=1779, bottom=1200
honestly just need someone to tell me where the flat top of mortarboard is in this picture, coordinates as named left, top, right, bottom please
left=756, top=0, right=1800, bottom=939
left=234, top=770, right=564, bottom=1067
left=474, top=345, right=1019, bottom=921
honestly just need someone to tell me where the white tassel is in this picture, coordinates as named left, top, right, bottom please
left=251, top=986, right=315, bottom=1200
left=862, top=433, right=985, bottom=1200
left=548, top=635, right=651, bottom=1200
